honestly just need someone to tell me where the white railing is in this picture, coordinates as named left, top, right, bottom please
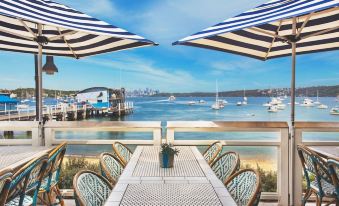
left=167, top=121, right=290, bottom=205
left=44, top=121, right=162, bottom=146
left=293, top=122, right=339, bottom=206
left=0, top=121, right=40, bottom=146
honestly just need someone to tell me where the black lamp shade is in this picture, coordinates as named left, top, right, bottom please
left=42, top=56, right=58, bottom=75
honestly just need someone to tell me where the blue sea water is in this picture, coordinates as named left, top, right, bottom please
left=52, top=96, right=338, bottom=159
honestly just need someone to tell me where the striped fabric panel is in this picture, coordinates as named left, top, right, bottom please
left=174, top=0, right=339, bottom=60
left=0, top=0, right=155, bottom=58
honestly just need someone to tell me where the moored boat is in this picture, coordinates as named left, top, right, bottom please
left=317, top=104, right=328, bottom=109
left=330, top=107, right=339, bottom=115
left=268, top=106, right=278, bottom=113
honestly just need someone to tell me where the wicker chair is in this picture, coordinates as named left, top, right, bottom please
left=0, top=169, right=13, bottom=205
left=202, top=141, right=223, bottom=165
left=99, top=152, right=125, bottom=185
left=297, top=144, right=337, bottom=206
left=210, top=152, right=240, bottom=184
left=224, top=169, right=261, bottom=206
left=5, top=154, right=48, bottom=206
left=38, top=142, right=67, bottom=206
left=112, top=142, right=133, bottom=166
left=73, top=170, right=113, bottom=206
left=327, top=159, right=339, bottom=201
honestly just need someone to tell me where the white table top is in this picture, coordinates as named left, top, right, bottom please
left=104, top=146, right=236, bottom=206
left=0, top=146, right=51, bottom=170
left=309, top=146, right=339, bottom=161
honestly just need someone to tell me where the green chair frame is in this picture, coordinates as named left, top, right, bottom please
left=210, top=151, right=240, bottom=184
left=73, top=170, right=113, bottom=206
left=327, top=158, right=339, bottom=201
left=38, top=142, right=67, bottom=206
left=112, top=142, right=133, bottom=167
left=0, top=169, right=13, bottom=205
left=297, top=144, right=337, bottom=206
left=224, top=168, right=261, bottom=206
left=202, top=141, right=223, bottom=165
left=99, top=152, right=125, bottom=186
left=5, top=154, right=48, bottom=206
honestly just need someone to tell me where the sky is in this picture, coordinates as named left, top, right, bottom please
left=0, top=0, right=338, bottom=93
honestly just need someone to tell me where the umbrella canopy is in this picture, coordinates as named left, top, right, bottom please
left=173, top=0, right=339, bottom=60
left=173, top=0, right=339, bottom=126
left=0, top=0, right=156, bottom=58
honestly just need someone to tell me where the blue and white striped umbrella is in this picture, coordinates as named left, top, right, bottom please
left=0, top=0, right=156, bottom=58
left=174, top=0, right=339, bottom=128
left=174, top=0, right=339, bottom=60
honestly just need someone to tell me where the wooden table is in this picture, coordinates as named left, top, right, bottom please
left=309, top=146, right=339, bottom=160
left=104, top=146, right=236, bottom=206
left=0, top=146, right=52, bottom=170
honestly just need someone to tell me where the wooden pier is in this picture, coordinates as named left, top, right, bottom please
left=0, top=102, right=134, bottom=121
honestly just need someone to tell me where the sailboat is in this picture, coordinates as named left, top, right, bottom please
left=211, top=80, right=221, bottom=110
left=314, top=90, right=321, bottom=105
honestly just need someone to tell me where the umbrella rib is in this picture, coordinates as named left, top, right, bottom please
left=248, top=27, right=288, bottom=41
left=17, top=18, right=37, bottom=38
left=0, top=27, right=34, bottom=41
left=56, top=27, right=78, bottom=59
left=264, top=20, right=283, bottom=60
left=48, top=30, right=78, bottom=42
left=300, top=26, right=339, bottom=40
left=296, top=12, right=314, bottom=38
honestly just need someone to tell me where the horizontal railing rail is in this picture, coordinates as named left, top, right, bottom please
left=293, top=121, right=339, bottom=206
left=44, top=121, right=162, bottom=146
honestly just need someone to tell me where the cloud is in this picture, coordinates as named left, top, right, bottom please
left=82, top=55, right=209, bottom=92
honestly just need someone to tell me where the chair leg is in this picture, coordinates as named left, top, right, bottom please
left=302, top=189, right=312, bottom=206
left=54, top=185, right=65, bottom=206
left=316, top=195, right=323, bottom=206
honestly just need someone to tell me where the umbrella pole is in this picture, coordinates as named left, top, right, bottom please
left=37, top=23, right=44, bottom=146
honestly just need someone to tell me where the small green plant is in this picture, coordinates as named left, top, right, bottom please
left=160, top=143, right=179, bottom=156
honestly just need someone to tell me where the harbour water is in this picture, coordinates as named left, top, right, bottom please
left=51, top=96, right=338, bottom=172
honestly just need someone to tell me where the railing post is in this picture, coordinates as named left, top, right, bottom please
left=31, top=125, right=39, bottom=146
left=153, top=128, right=162, bottom=146
left=293, top=128, right=303, bottom=206
left=166, top=128, right=174, bottom=144
left=279, top=127, right=289, bottom=206
left=44, top=126, right=53, bottom=147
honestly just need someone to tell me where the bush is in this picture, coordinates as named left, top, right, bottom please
left=59, top=156, right=100, bottom=189
left=241, top=163, right=277, bottom=192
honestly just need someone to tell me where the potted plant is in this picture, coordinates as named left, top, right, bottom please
left=159, top=143, right=179, bottom=168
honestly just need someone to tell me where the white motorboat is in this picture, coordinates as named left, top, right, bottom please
left=268, top=106, right=278, bottom=113
left=270, top=97, right=282, bottom=105
left=277, top=104, right=286, bottom=110
left=211, top=103, right=220, bottom=110
left=263, top=102, right=271, bottom=107
left=300, top=98, right=315, bottom=107
left=317, top=104, right=328, bottom=109
left=330, top=107, right=339, bottom=115
left=21, top=99, right=30, bottom=103
left=17, top=104, right=29, bottom=110
left=198, top=100, right=206, bottom=104
left=236, top=101, right=242, bottom=106
left=187, top=101, right=196, bottom=105
left=168, top=95, right=176, bottom=102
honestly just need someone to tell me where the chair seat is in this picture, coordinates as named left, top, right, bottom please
left=311, top=179, right=337, bottom=196
left=5, top=195, right=33, bottom=206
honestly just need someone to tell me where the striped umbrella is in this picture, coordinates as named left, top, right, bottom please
left=174, top=0, right=339, bottom=126
left=0, top=0, right=156, bottom=134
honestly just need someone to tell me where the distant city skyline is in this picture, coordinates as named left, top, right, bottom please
left=0, top=0, right=338, bottom=92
